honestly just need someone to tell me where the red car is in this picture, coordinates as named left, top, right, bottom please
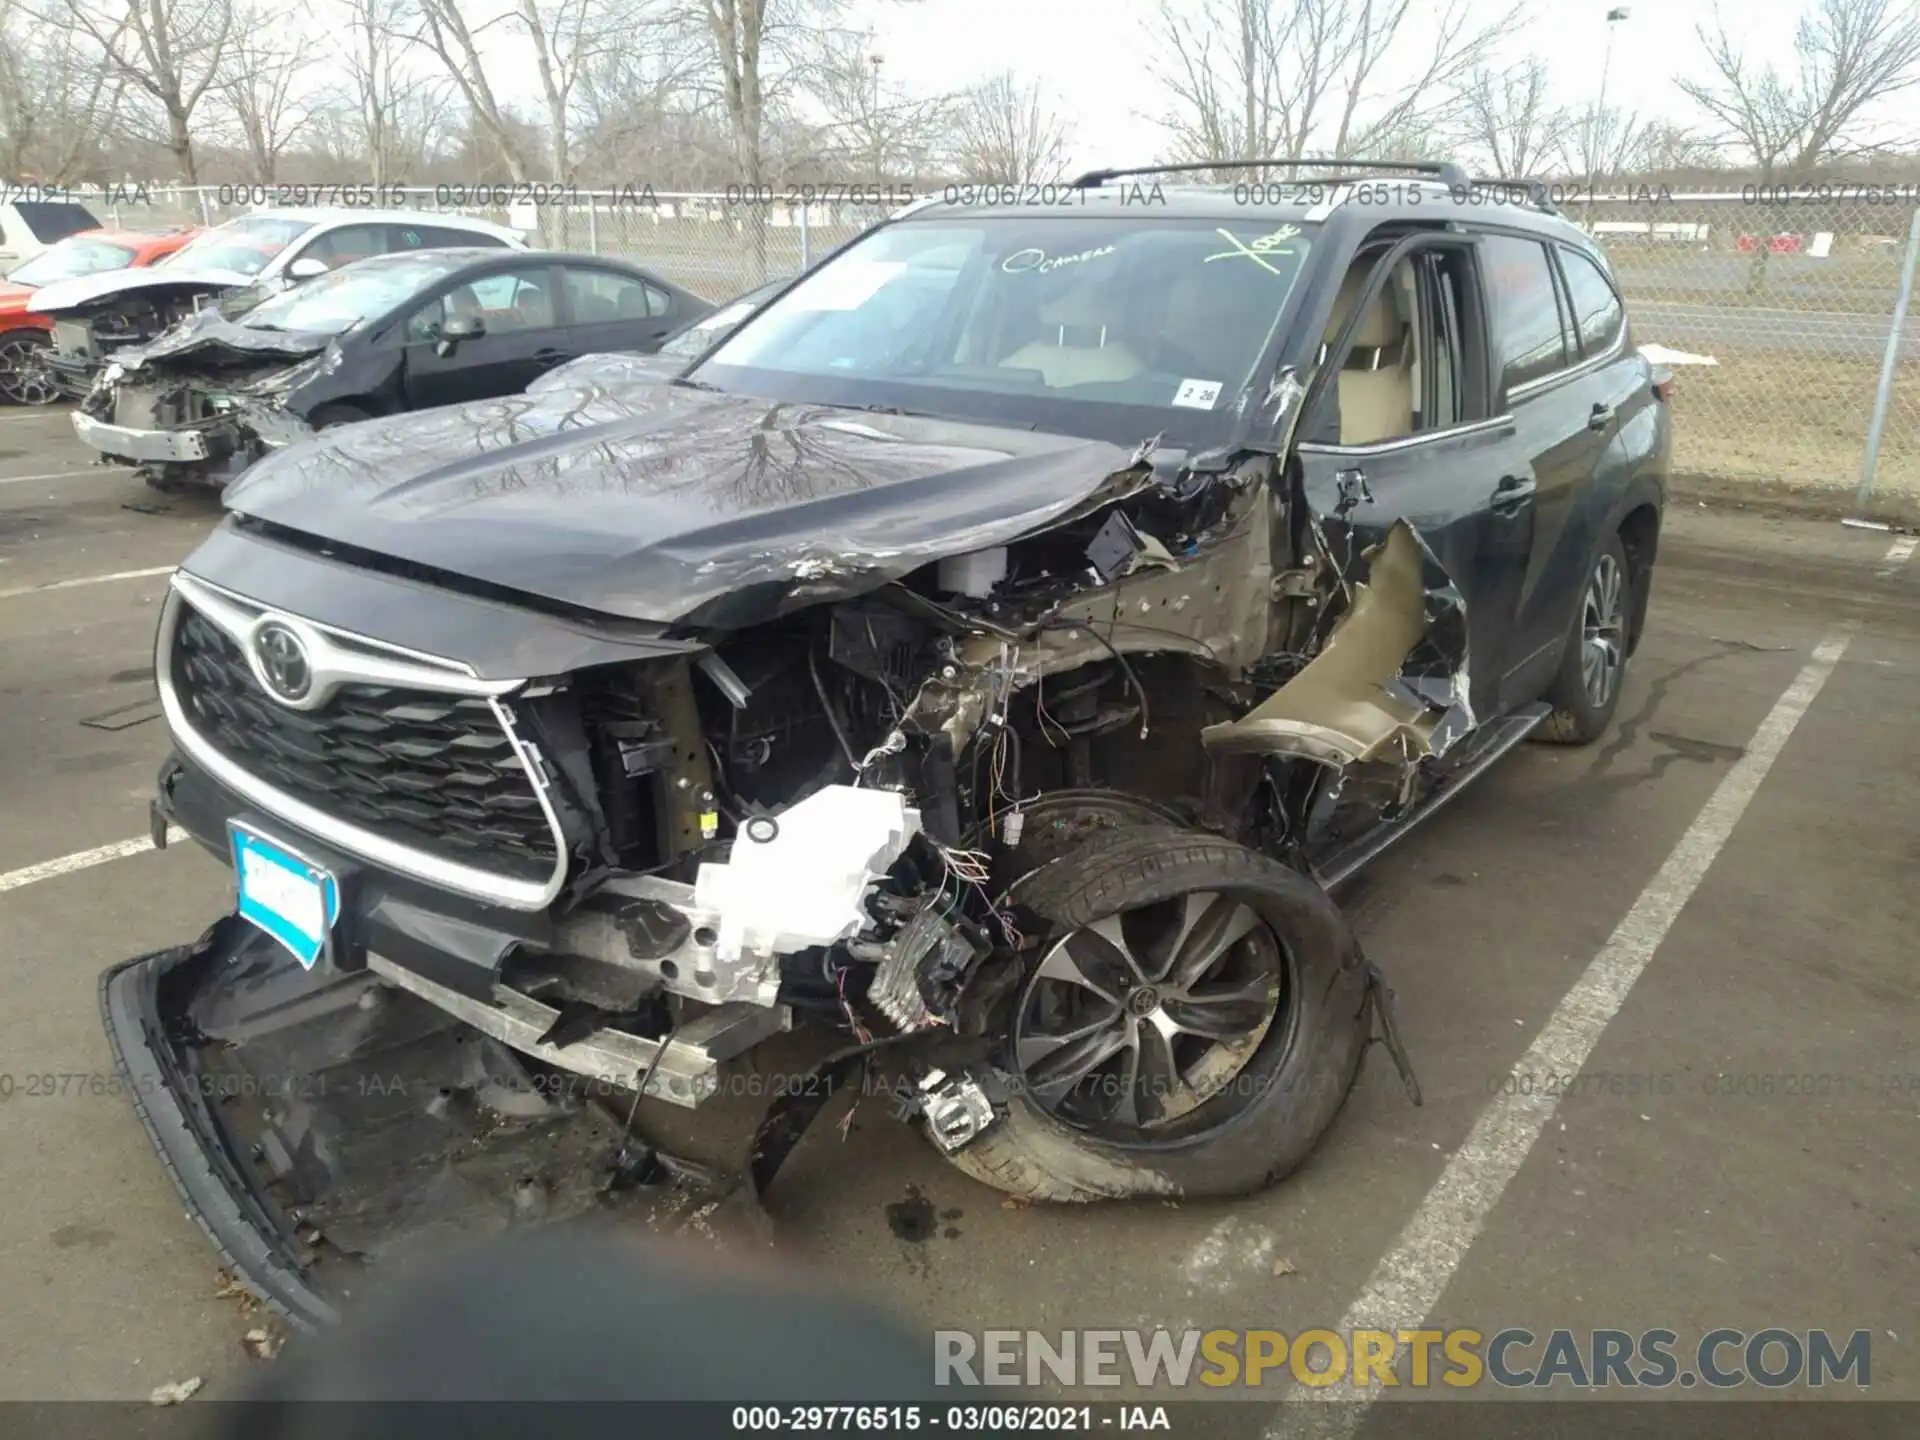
left=0, top=226, right=199, bottom=404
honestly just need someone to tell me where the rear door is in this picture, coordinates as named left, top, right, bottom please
left=1291, top=234, right=1534, bottom=722
left=1478, top=232, right=1635, bottom=699
left=556, top=265, right=683, bottom=355
left=398, top=263, right=568, bottom=408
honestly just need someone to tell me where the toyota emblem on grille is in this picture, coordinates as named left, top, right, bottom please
left=251, top=622, right=313, bottom=704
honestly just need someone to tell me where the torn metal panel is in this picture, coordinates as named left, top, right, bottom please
left=1201, top=519, right=1471, bottom=767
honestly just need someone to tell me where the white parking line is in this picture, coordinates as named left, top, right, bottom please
left=1877, top=535, right=1918, bottom=577
left=0, top=466, right=133, bottom=486
left=0, top=564, right=173, bottom=602
left=0, top=830, right=185, bottom=895
left=1273, top=631, right=1852, bottom=1432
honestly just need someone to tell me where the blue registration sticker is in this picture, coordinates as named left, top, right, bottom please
left=229, top=825, right=339, bottom=970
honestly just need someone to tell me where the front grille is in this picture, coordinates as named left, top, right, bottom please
left=170, top=604, right=557, bottom=884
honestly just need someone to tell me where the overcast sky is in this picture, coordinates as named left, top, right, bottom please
left=851, top=0, right=1820, bottom=172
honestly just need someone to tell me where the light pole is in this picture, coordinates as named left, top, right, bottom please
left=1590, top=7, right=1630, bottom=201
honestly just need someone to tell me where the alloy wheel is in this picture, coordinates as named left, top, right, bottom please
left=1013, top=891, right=1287, bottom=1134
left=1580, top=552, right=1627, bottom=708
left=0, top=336, right=59, bottom=406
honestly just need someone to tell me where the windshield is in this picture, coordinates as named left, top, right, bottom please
left=9, top=236, right=138, bottom=287
left=239, top=252, right=474, bottom=334
left=162, top=216, right=313, bottom=277
left=694, top=215, right=1312, bottom=436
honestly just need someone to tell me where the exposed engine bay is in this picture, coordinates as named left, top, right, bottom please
left=74, top=304, right=326, bottom=486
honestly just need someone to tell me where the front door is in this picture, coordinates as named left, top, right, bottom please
left=400, top=265, right=567, bottom=409
left=1291, top=239, right=1537, bottom=723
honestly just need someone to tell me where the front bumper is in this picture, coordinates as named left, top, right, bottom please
left=73, top=410, right=209, bottom=462
left=155, top=749, right=787, bottom=1106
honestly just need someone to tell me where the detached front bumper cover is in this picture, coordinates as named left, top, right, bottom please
left=100, top=922, right=339, bottom=1330
left=101, top=916, right=733, bottom=1331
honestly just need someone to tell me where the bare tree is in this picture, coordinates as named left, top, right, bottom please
left=1460, top=57, right=1572, bottom=178
left=1561, top=103, right=1643, bottom=187
left=805, top=28, right=951, bottom=178
left=1152, top=0, right=1508, bottom=171
left=50, top=0, right=234, bottom=181
left=515, top=0, right=626, bottom=179
left=332, top=0, right=452, bottom=184
left=411, top=0, right=540, bottom=179
left=1679, top=0, right=1920, bottom=180
left=946, top=70, right=1073, bottom=183
left=0, top=0, right=127, bottom=181
left=214, top=9, right=323, bottom=183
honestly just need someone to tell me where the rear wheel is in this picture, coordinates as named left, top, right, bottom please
left=0, top=332, right=58, bottom=406
left=930, top=826, right=1370, bottom=1203
left=1537, top=531, right=1632, bottom=744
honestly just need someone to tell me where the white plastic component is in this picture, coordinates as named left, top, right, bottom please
left=693, top=785, right=922, bottom=963
left=937, top=547, right=1009, bottom=597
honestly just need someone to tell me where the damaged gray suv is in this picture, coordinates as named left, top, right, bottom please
left=106, top=160, right=1669, bottom=1326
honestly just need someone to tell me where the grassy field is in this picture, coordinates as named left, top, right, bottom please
left=1667, top=347, right=1920, bottom=499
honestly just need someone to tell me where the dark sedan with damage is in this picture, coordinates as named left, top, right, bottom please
left=104, top=160, right=1670, bottom=1328
left=74, top=247, right=710, bottom=489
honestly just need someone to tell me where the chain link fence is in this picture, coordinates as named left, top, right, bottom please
left=106, top=185, right=1920, bottom=504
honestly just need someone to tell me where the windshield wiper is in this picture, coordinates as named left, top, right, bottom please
left=670, top=375, right=723, bottom=392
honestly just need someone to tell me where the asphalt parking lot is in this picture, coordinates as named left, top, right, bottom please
left=0, top=402, right=1915, bottom=1414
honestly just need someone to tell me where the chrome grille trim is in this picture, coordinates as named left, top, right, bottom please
left=158, top=570, right=570, bottom=910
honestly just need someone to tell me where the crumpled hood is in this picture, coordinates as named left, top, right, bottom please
left=117, top=306, right=334, bottom=373
left=222, top=380, right=1148, bottom=628
left=27, top=266, right=255, bottom=315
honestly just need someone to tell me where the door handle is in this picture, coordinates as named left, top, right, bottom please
left=1490, top=474, right=1536, bottom=514
left=1587, top=402, right=1615, bottom=432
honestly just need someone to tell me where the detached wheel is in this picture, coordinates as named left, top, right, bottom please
left=934, top=827, right=1369, bottom=1203
left=0, top=332, right=59, bottom=406
left=1537, top=531, right=1631, bottom=745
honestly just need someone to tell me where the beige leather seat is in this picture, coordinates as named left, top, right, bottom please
left=1324, top=264, right=1414, bottom=445
left=1000, top=285, right=1146, bottom=388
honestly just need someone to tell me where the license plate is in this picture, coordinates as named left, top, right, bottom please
left=230, top=825, right=339, bottom=970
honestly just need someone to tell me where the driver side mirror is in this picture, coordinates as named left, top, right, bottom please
left=435, top=313, right=486, bottom=357
left=286, top=257, right=329, bottom=280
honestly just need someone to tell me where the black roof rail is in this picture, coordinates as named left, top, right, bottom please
left=1466, top=176, right=1563, bottom=216
left=1067, top=157, right=1473, bottom=191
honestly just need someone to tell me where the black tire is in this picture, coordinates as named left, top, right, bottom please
left=308, top=402, right=371, bottom=431
left=934, top=825, right=1370, bottom=1203
left=1537, top=530, right=1632, bottom=745
left=0, top=331, right=59, bottom=406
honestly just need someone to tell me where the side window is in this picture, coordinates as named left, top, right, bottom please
left=414, top=225, right=509, bottom=250
left=1479, top=233, right=1568, bottom=392
left=1557, top=247, right=1624, bottom=359
left=561, top=267, right=672, bottom=325
left=406, top=267, right=555, bottom=341
left=295, top=224, right=389, bottom=270
left=1309, top=245, right=1486, bottom=447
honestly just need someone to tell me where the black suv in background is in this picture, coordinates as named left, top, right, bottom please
left=105, top=160, right=1668, bottom=1326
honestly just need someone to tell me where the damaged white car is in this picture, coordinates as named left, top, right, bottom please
left=104, top=161, right=1670, bottom=1328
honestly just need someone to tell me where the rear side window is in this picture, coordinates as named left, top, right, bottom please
left=562, top=267, right=672, bottom=322
left=1479, top=233, right=1567, bottom=391
left=11, top=201, right=100, bottom=242
left=416, top=225, right=509, bottom=249
left=1557, top=247, right=1624, bottom=358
